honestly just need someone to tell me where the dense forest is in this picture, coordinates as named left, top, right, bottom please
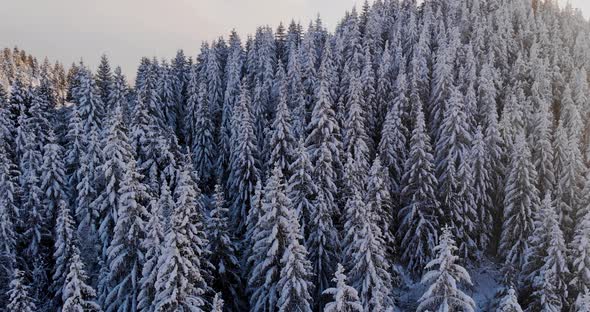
left=1, top=0, right=590, bottom=311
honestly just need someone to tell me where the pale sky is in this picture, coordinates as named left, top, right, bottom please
left=0, top=0, right=587, bottom=79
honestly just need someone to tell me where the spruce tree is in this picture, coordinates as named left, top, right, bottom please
left=104, top=160, right=149, bottom=312
left=192, top=81, right=217, bottom=189
left=496, top=288, right=523, bottom=312
left=138, top=200, right=164, bottom=312
left=0, top=144, right=18, bottom=295
left=286, top=46, right=307, bottom=140
left=435, top=84, right=477, bottom=260
left=500, top=133, right=539, bottom=274
left=153, top=166, right=207, bottom=312
left=41, top=129, right=67, bottom=224
left=51, top=200, right=76, bottom=310
left=62, top=246, right=101, bottom=312
left=212, top=293, right=224, bottom=312
left=398, top=92, right=439, bottom=274
left=65, top=104, right=83, bottom=210
left=524, top=194, right=569, bottom=311
left=75, top=67, right=104, bottom=133
left=18, top=105, right=46, bottom=260
left=530, top=90, right=555, bottom=198
left=471, top=126, right=493, bottom=252
left=96, top=55, right=113, bottom=106
left=344, top=188, right=394, bottom=311
left=107, top=67, right=128, bottom=119
left=228, top=79, right=260, bottom=233
left=344, top=69, right=370, bottom=168
left=218, top=48, right=243, bottom=183
left=207, top=184, right=243, bottom=311
left=7, top=269, right=37, bottom=312
left=306, top=146, right=340, bottom=307
left=158, top=60, right=178, bottom=132
left=571, top=174, right=590, bottom=303
left=276, top=200, right=313, bottom=312
left=366, top=156, right=395, bottom=261
left=248, top=167, right=294, bottom=311
left=287, top=140, right=317, bottom=237
left=268, top=64, right=296, bottom=179
left=416, top=227, right=476, bottom=312
left=95, top=104, right=134, bottom=265
left=322, top=264, right=363, bottom=312
left=304, top=48, right=342, bottom=305
left=378, top=103, right=408, bottom=212
left=555, top=135, right=584, bottom=238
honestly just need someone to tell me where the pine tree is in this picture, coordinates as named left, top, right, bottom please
left=7, top=269, right=37, bottom=312
left=500, top=133, right=539, bottom=274
left=322, top=264, right=363, bottom=312
left=416, top=227, right=476, bottom=312
left=496, top=288, right=523, bottom=312
left=62, top=246, right=101, bottom=312
left=207, top=184, right=243, bottom=311
left=398, top=93, right=439, bottom=274
left=104, top=160, right=149, bottom=312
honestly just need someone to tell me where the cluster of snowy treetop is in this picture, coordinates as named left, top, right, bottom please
left=1, top=0, right=590, bottom=310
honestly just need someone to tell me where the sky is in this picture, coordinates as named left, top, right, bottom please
left=0, top=0, right=588, bottom=80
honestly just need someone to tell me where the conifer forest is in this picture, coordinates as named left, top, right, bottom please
left=2, top=0, right=590, bottom=311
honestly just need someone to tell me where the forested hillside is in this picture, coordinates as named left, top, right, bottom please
left=1, top=0, right=590, bottom=311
